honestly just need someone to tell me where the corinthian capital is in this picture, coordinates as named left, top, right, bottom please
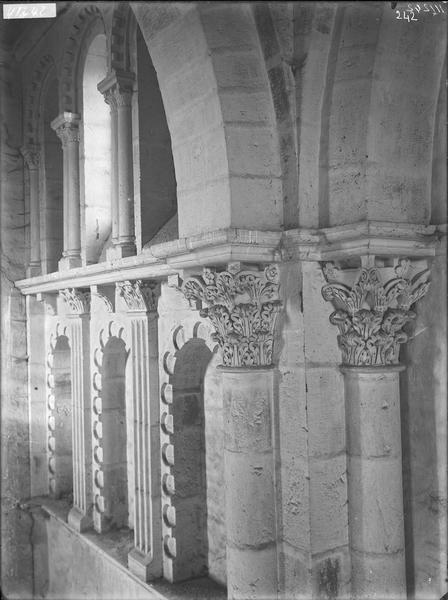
left=117, top=280, right=160, bottom=313
left=181, top=263, right=282, bottom=368
left=60, top=288, right=91, bottom=315
left=321, top=259, right=430, bottom=367
left=51, top=112, right=80, bottom=146
left=98, top=70, right=134, bottom=110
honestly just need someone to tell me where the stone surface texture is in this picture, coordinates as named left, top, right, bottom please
left=0, top=3, right=446, bottom=600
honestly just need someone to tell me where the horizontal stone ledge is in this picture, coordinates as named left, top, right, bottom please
left=284, top=220, right=442, bottom=261
left=15, top=222, right=445, bottom=295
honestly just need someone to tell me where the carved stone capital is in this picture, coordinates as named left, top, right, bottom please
left=321, top=259, right=430, bottom=367
left=117, top=280, right=160, bottom=313
left=181, top=263, right=282, bottom=368
left=98, top=70, right=134, bottom=110
left=51, top=112, right=80, bottom=146
left=60, top=288, right=91, bottom=315
left=21, top=144, right=40, bottom=170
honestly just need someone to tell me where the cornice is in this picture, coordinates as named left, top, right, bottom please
left=15, top=222, right=444, bottom=296
left=283, top=221, right=440, bottom=261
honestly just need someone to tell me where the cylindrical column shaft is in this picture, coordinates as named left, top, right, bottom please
left=342, top=366, right=406, bottom=598
left=66, top=136, right=81, bottom=256
left=221, top=367, right=279, bottom=600
left=62, top=141, right=69, bottom=252
left=116, top=92, right=134, bottom=247
left=21, top=146, right=41, bottom=275
left=98, top=72, right=135, bottom=258
left=29, top=168, right=41, bottom=269
left=110, top=107, right=119, bottom=243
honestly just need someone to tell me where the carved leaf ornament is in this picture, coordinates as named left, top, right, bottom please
left=60, top=288, right=90, bottom=314
left=117, top=280, right=160, bottom=312
left=181, top=265, right=281, bottom=367
left=322, top=261, right=430, bottom=366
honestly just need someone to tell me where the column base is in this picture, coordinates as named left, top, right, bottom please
left=58, top=255, right=82, bottom=271
left=68, top=506, right=93, bottom=532
left=128, top=547, right=161, bottom=582
left=27, top=263, right=41, bottom=278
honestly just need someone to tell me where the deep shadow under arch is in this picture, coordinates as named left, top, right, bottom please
left=170, top=338, right=213, bottom=582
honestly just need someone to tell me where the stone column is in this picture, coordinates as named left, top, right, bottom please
left=321, top=258, right=431, bottom=599
left=98, top=71, right=136, bottom=258
left=51, top=113, right=82, bottom=270
left=117, top=279, right=162, bottom=581
left=60, top=288, right=93, bottom=532
left=21, top=144, right=41, bottom=277
left=181, top=263, right=282, bottom=600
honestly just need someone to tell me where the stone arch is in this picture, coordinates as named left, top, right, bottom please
left=46, top=322, right=72, bottom=499
left=160, top=320, right=220, bottom=583
left=363, top=5, right=446, bottom=225
left=130, top=3, right=284, bottom=237
left=59, top=4, right=105, bottom=113
left=319, top=3, right=447, bottom=227
left=92, top=320, right=130, bottom=533
left=24, top=54, right=55, bottom=147
left=252, top=3, right=299, bottom=229
left=77, top=24, right=111, bottom=265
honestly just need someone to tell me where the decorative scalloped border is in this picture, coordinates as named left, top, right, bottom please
left=91, top=320, right=129, bottom=531
left=159, top=320, right=218, bottom=571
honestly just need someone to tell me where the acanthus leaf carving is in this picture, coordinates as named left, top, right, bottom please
left=181, top=264, right=281, bottom=368
left=98, top=71, right=134, bottom=111
left=321, top=261, right=430, bottom=367
left=60, top=288, right=91, bottom=315
left=117, top=280, right=160, bottom=313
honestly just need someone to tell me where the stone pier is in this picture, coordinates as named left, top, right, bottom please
left=221, top=368, right=279, bottom=600
left=181, top=262, right=282, bottom=599
left=322, top=259, right=431, bottom=598
left=342, top=366, right=406, bottom=597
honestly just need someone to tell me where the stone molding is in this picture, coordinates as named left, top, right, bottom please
left=16, top=223, right=443, bottom=296
left=91, top=321, right=129, bottom=532
left=60, top=288, right=91, bottom=315
left=181, top=263, right=281, bottom=367
left=321, top=259, right=430, bottom=366
left=117, top=280, right=160, bottom=313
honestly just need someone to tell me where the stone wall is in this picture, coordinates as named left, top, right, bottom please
left=0, top=43, right=32, bottom=598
